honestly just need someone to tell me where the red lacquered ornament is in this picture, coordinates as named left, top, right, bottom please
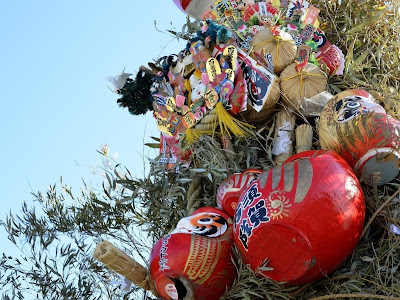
left=233, top=150, right=365, bottom=285
left=217, top=169, right=262, bottom=217
left=150, top=207, right=236, bottom=300
left=319, top=89, right=400, bottom=186
left=172, top=0, right=214, bottom=19
left=315, top=44, right=344, bottom=76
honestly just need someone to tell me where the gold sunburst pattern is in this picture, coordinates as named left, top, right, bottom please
left=264, top=190, right=292, bottom=219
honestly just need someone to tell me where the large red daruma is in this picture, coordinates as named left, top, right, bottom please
left=149, top=207, right=236, bottom=300
left=172, top=0, right=215, bottom=19
left=319, top=89, right=400, bottom=186
left=233, top=150, right=365, bottom=285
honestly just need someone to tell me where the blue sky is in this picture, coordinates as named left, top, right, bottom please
left=0, top=1, right=187, bottom=254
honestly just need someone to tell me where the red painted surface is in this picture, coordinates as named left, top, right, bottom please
left=233, top=150, right=365, bottom=285
left=217, top=168, right=262, bottom=217
left=149, top=207, right=236, bottom=300
left=315, top=45, right=343, bottom=75
left=319, top=89, right=400, bottom=185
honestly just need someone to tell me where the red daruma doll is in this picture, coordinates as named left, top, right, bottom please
left=319, top=89, right=400, bottom=186
left=233, top=150, right=365, bottom=285
left=217, top=169, right=263, bottom=217
left=149, top=207, right=236, bottom=300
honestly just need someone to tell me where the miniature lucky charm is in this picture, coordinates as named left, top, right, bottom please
left=319, top=89, right=400, bottom=186
left=232, top=150, right=365, bottom=285
left=149, top=207, right=236, bottom=300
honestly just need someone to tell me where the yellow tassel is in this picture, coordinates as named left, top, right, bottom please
left=185, top=128, right=197, bottom=143
left=184, top=128, right=214, bottom=143
left=215, top=102, right=254, bottom=137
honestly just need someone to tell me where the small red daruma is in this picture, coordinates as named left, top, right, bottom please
left=172, top=0, right=215, bottom=19
left=233, top=150, right=365, bottom=285
left=319, top=89, right=400, bottom=186
left=149, top=207, right=236, bottom=300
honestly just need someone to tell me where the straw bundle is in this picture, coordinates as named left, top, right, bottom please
left=295, top=124, right=313, bottom=153
left=273, top=110, right=296, bottom=165
left=238, top=75, right=281, bottom=125
left=93, top=240, right=159, bottom=297
left=280, top=62, right=327, bottom=111
left=251, top=29, right=297, bottom=74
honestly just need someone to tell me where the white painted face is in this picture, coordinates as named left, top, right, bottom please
left=335, top=95, right=386, bottom=123
left=171, top=212, right=228, bottom=237
left=189, top=74, right=206, bottom=102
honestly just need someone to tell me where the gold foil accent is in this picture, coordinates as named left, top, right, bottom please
left=184, top=235, right=221, bottom=285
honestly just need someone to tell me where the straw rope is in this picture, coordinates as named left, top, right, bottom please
left=186, top=177, right=203, bottom=215
left=93, top=240, right=159, bottom=297
left=308, top=294, right=399, bottom=300
left=194, top=108, right=218, bottom=131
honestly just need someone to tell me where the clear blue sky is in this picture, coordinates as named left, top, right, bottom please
left=0, top=1, right=187, bottom=254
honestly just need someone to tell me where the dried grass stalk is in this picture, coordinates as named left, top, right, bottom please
left=280, top=63, right=327, bottom=110
left=251, top=29, right=297, bottom=74
left=296, top=124, right=313, bottom=153
left=93, top=240, right=159, bottom=297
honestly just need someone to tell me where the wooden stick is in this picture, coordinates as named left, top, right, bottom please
left=93, top=240, right=159, bottom=297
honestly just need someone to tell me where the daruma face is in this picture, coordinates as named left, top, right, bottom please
left=149, top=207, right=236, bottom=300
left=319, top=89, right=400, bottom=186
left=233, top=150, right=365, bottom=285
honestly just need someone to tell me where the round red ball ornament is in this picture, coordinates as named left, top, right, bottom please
left=319, top=89, right=400, bottom=186
left=233, top=150, right=365, bottom=285
left=149, top=207, right=236, bottom=300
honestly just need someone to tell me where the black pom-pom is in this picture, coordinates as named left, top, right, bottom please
left=116, top=70, right=155, bottom=115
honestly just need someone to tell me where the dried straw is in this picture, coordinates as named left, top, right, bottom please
left=93, top=240, right=159, bottom=297
left=296, top=124, right=313, bottom=153
left=251, top=29, right=297, bottom=74
left=280, top=63, right=327, bottom=111
left=274, top=110, right=296, bottom=165
left=186, top=177, right=203, bottom=215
